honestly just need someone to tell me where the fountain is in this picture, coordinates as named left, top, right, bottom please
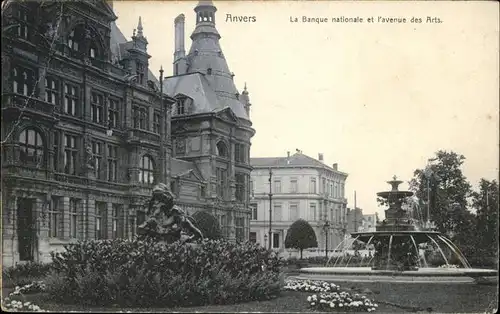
left=296, top=177, right=498, bottom=283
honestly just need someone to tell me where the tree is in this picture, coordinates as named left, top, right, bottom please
left=470, top=179, right=499, bottom=265
left=191, top=211, right=222, bottom=240
left=284, top=219, right=318, bottom=259
left=408, top=151, right=473, bottom=239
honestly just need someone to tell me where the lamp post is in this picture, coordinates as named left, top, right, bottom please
left=264, top=233, right=268, bottom=248
left=159, top=66, right=165, bottom=183
left=323, top=220, right=330, bottom=259
left=268, top=167, right=273, bottom=250
left=424, top=158, right=437, bottom=229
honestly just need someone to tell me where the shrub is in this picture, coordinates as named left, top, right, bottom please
left=192, top=211, right=222, bottom=240
left=285, top=219, right=318, bottom=259
left=2, top=262, right=53, bottom=288
left=48, top=239, right=284, bottom=307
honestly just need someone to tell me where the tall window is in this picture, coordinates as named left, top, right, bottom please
left=136, top=62, right=145, bottom=85
left=322, top=178, right=326, bottom=194
left=16, top=8, right=31, bottom=40
left=273, top=179, right=281, bottom=194
left=139, top=155, right=154, bottom=184
left=251, top=205, right=257, bottom=220
left=340, top=183, right=345, bottom=198
left=18, top=128, right=44, bottom=166
left=234, top=143, right=246, bottom=163
left=64, top=135, right=78, bottom=175
left=235, top=173, right=246, bottom=202
left=133, top=106, right=148, bottom=130
left=53, top=131, right=59, bottom=171
left=112, top=204, right=123, bottom=239
left=310, top=203, right=317, bottom=221
left=91, top=93, right=104, bottom=124
left=69, top=198, right=79, bottom=238
left=108, top=98, right=119, bottom=128
left=107, top=145, right=118, bottom=182
left=90, top=141, right=102, bottom=179
left=273, top=232, right=280, bottom=249
left=95, top=202, right=107, bottom=239
left=68, top=29, right=80, bottom=52
left=48, top=196, right=61, bottom=238
left=289, top=203, right=299, bottom=221
left=273, top=204, right=282, bottom=221
left=12, top=67, right=35, bottom=96
left=309, top=178, right=317, bottom=193
left=235, top=217, right=244, bottom=242
left=44, top=77, right=58, bottom=105
left=216, top=167, right=227, bottom=198
left=64, top=84, right=78, bottom=116
left=216, top=141, right=228, bottom=157
left=153, top=111, right=160, bottom=134
left=290, top=178, right=298, bottom=193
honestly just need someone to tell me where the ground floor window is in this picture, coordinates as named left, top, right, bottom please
left=273, top=232, right=280, bottom=249
left=48, top=196, right=61, bottom=238
left=69, top=198, right=79, bottom=239
left=249, top=232, right=257, bottom=243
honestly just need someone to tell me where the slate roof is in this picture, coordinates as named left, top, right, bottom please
left=251, top=153, right=348, bottom=175
left=162, top=1, right=249, bottom=121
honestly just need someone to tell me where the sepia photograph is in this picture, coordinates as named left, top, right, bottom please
left=1, top=0, right=498, bottom=312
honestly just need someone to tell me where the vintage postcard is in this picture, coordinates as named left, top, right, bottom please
left=1, top=0, right=498, bottom=313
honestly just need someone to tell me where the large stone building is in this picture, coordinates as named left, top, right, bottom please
left=1, top=0, right=254, bottom=267
left=250, top=151, right=348, bottom=255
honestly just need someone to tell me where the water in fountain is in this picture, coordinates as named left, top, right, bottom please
left=326, top=176, right=472, bottom=271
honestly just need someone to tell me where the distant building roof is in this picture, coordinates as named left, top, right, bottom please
left=251, top=152, right=348, bottom=176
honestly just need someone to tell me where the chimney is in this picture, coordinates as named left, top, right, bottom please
left=287, top=151, right=290, bottom=158
left=332, top=163, right=338, bottom=170
left=173, top=14, right=186, bottom=75
left=318, top=153, right=324, bottom=162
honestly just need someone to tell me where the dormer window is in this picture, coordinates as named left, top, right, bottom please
left=174, top=96, right=193, bottom=116
left=136, top=62, right=145, bottom=85
left=207, top=68, right=212, bottom=75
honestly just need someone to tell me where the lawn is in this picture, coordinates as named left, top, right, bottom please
left=3, top=278, right=497, bottom=313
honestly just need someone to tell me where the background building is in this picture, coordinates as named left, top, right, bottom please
left=250, top=151, right=348, bottom=256
left=1, top=0, right=254, bottom=267
left=346, top=207, right=364, bottom=234
left=359, top=213, right=378, bottom=232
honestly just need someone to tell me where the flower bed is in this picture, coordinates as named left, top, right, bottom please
left=45, top=239, right=284, bottom=307
left=283, top=279, right=379, bottom=312
left=1, top=281, right=47, bottom=312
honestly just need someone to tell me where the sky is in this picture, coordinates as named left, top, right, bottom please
left=113, top=0, right=499, bottom=216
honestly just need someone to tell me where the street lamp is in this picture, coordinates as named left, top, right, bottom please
left=323, top=220, right=330, bottom=258
left=264, top=233, right=268, bottom=249
left=268, top=167, right=273, bottom=250
left=424, top=158, right=437, bottom=230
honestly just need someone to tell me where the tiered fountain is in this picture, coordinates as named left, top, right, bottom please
left=296, top=177, right=498, bottom=283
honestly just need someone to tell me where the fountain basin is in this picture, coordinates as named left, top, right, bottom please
left=296, top=267, right=498, bottom=284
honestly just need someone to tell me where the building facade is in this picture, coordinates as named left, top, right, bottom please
left=359, top=213, right=378, bottom=232
left=346, top=207, right=364, bottom=234
left=163, top=1, right=255, bottom=242
left=1, top=0, right=254, bottom=267
left=250, top=152, right=348, bottom=255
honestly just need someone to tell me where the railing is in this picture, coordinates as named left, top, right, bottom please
left=3, top=93, right=56, bottom=116
left=54, top=173, right=89, bottom=185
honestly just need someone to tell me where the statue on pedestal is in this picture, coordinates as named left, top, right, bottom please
left=137, top=183, right=204, bottom=243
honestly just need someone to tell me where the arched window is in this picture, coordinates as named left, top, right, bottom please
left=18, top=128, right=44, bottom=166
left=139, top=155, right=154, bottom=184
left=216, top=141, right=228, bottom=157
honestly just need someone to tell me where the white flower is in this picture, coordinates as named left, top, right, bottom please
left=374, top=304, right=378, bottom=307
left=311, top=302, right=316, bottom=306
left=24, top=302, right=31, bottom=306
left=368, top=308, right=372, bottom=312
left=339, top=303, right=343, bottom=307
left=33, top=305, right=40, bottom=311
left=307, top=296, right=312, bottom=302
left=371, top=307, right=376, bottom=311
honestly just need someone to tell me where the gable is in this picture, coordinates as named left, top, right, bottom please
left=215, top=107, right=238, bottom=124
